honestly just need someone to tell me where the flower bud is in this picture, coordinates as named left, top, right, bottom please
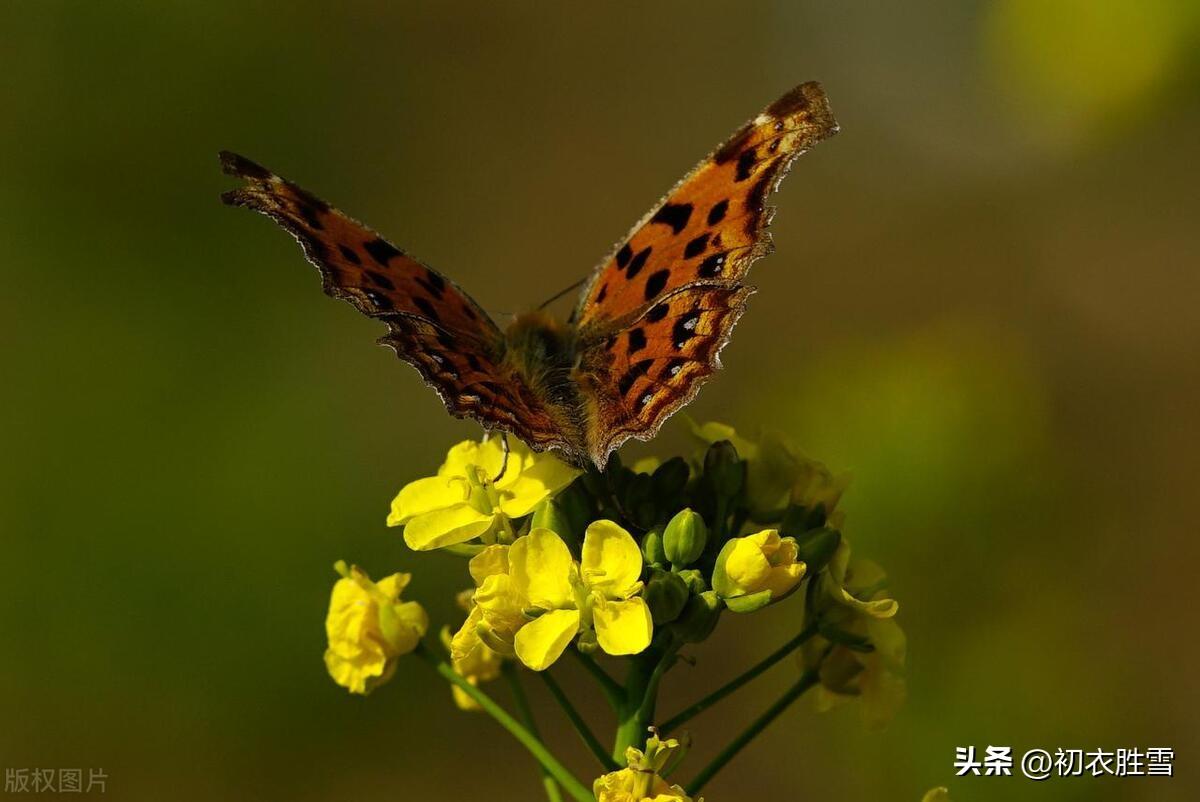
left=712, top=530, right=806, bottom=610
left=642, top=527, right=667, bottom=566
left=672, top=590, right=723, bottom=643
left=651, top=457, right=690, bottom=499
left=703, top=440, right=745, bottom=500
left=662, top=508, right=707, bottom=568
left=644, top=568, right=690, bottom=625
left=795, top=526, right=841, bottom=575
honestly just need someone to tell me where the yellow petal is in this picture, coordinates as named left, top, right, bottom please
left=499, top=455, right=581, bottom=518
left=581, top=520, right=644, bottom=598
left=387, top=475, right=468, bottom=526
left=514, top=608, right=580, bottom=670
left=491, top=438, right=535, bottom=488
left=473, top=573, right=528, bottom=643
left=438, top=440, right=484, bottom=477
left=468, top=544, right=510, bottom=586
left=452, top=682, right=482, bottom=711
left=593, top=597, right=653, bottom=656
left=762, top=562, right=806, bottom=599
left=402, top=506, right=494, bottom=551
left=510, top=528, right=576, bottom=609
left=373, top=572, right=412, bottom=601
left=724, top=535, right=774, bottom=594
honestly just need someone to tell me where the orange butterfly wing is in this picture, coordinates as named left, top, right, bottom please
left=577, top=283, right=754, bottom=465
left=571, top=83, right=838, bottom=465
left=219, top=152, right=568, bottom=452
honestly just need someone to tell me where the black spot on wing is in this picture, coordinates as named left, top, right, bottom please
left=596, top=284, right=608, bottom=303
left=697, top=253, right=726, bottom=278
left=413, top=296, right=440, bottom=322
left=672, top=312, right=701, bottom=350
left=425, top=270, right=446, bottom=293
left=735, top=149, right=757, bottom=182
left=627, top=246, right=651, bottom=279
left=615, top=243, right=633, bottom=269
left=645, top=303, right=669, bottom=324
left=364, top=238, right=402, bottom=267
left=367, top=270, right=395, bottom=290
left=296, top=204, right=324, bottom=230
left=628, top=327, right=646, bottom=354
left=684, top=234, right=708, bottom=259
left=338, top=245, right=361, bottom=264
left=415, top=277, right=444, bottom=299
left=707, top=200, right=728, bottom=226
left=644, top=269, right=669, bottom=301
left=651, top=203, right=693, bottom=234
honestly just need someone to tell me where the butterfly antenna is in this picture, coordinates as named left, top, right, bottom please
left=536, top=277, right=587, bottom=311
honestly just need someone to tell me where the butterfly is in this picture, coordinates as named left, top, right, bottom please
left=220, top=82, right=837, bottom=469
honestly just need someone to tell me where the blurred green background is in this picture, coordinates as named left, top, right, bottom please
left=3, top=1, right=1198, bottom=800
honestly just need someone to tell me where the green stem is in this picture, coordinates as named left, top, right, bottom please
left=659, top=622, right=817, bottom=734
left=569, top=648, right=623, bottom=710
left=414, top=644, right=593, bottom=802
left=540, top=671, right=619, bottom=771
left=686, top=668, right=820, bottom=796
left=611, top=653, right=655, bottom=763
left=504, top=664, right=564, bottom=802
left=635, top=642, right=679, bottom=731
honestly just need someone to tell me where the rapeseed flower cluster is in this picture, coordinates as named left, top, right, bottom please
left=322, top=424, right=918, bottom=800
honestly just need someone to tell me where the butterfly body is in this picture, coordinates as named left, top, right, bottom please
left=221, top=82, right=838, bottom=468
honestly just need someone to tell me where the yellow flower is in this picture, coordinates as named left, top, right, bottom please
left=388, top=437, right=581, bottom=551
left=469, top=544, right=528, bottom=655
left=324, top=561, right=429, bottom=695
left=804, top=539, right=906, bottom=728
left=823, top=539, right=899, bottom=620
left=594, top=735, right=695, bottom=802
left=473, top=524, right=654, bottom=671
left=712, top=530, right=806, bottom=609
left=446, top=591, right=505, bottom=711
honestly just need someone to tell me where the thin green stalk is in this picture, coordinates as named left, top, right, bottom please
left=540, top=670, right=619, bottom=771
left=659, top=622, right=818, bottom=734
left=635, top=641, right=679, bottom=730
left=414, top=644, right=593, bottom=802
left=686, top=669, right=820, bottom=795
left=611, top=653, right=655, bottom=763
left=504, top=664, right=564, bottom=802
left=569, top=648, right=623, bottom=710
